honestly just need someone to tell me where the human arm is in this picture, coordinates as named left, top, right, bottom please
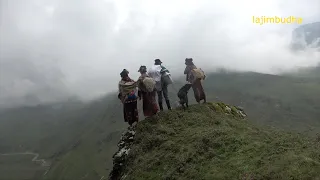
left=117, top=82, right=121, bottom=100
left=138, top=90, right=142, bottom=100
left=184, top=65, right=190, bottom=74
left=137, top=78, right=142, bottom=100
left=160, top=65, right=169, bottom=75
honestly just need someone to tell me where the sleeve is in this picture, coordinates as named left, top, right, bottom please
left=118, top=82, right=121, bottom=93
left=137, top=78, right=142, bottom=90
left=184, top=66, right=190, bottom=74
left=160, top=66, right=165, bottom=74
left=117, top=82, right=122, bottom=100
left=160, top=66, right=169, bottom=74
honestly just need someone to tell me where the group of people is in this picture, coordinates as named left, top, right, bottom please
left=117, top=58, right=206, bottom=126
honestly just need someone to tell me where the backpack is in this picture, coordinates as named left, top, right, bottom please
left=120, top=81, right=137, bottom=101
left=161, top=72, right=173, bottom=86
left=142, top=77, right=156, bottom=92
left=191, top=68, right=205, bottom=80
left=127, top=89, right=137, bottom=100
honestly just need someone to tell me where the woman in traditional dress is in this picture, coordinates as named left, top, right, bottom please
left=118, top=69, right=139, bottom=126
left=184, top=58, right=207, bottom=104
left=137, top=65, right=159, bottom=117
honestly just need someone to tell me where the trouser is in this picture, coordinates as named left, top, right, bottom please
left=157, top=84, right=171, bottom=110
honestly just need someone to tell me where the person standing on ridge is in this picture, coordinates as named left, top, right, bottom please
left=137, top=65, right=159, bottom=117
left=148, top=59, right=172, bottom=111
left=117, top=69, right=139, bottom=126
left=184, top=58, right=207, bottom=104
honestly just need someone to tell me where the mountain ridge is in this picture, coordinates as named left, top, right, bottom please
left=1, top=70, right=320, bottom=180
left=109, top=103, right=320, bottom=180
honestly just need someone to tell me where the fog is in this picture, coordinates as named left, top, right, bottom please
left=0, top=0, right=319, bottom=108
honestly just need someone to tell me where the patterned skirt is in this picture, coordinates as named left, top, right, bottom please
left=141, top=91, right=159, bottom=117
left=123, top=99, right=139, bottom=126
left=192, top=79, right=206, bottom=103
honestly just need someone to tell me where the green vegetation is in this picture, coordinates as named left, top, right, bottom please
left=0, top=95, right=127, bottom=180
left=199, top=72, right=320, bottom=134
left=121, top=104, right=320, bottom=180
left=283, top=64, right=320, bottom=79
left=1, top=70, right=320, bottom=179
left=0, top=155, right=46, bottom=180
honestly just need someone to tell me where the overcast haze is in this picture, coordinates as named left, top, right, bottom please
left=0, top=0, right=319, bottom=108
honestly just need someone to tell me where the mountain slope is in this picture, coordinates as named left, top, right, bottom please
left=111, top=103, right=320, bottom=180
left=171, top=71, right=320, bottom=134
left=0, top=95, right=127, bottom=180
left=2, top=70, right=320, bottom=180
left=43, top=95, right=128, bottom=180
left=284, top=64, right=320, bottom=79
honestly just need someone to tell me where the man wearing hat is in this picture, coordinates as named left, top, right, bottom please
left=147, top=59, right=172, bottom=111
left=184, top=58, right=207, bottom=104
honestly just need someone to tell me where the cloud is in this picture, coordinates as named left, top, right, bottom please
left=0, top=0, right=319, bottom=108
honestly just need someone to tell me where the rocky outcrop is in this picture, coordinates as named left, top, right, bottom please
left=108, top=126, right=136, bottom=180
left=207, top=102, right=247, bottom=118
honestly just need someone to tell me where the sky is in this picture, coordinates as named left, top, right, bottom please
left=0, top=0, right=319, bottom=108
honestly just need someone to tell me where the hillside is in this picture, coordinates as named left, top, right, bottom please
left=110, top=103, right=320, bottom=180
left=172, top=71, right=320, bottom=134
left=1, top=70, right=320, bottom=180
left=0, top=95, right=127, bottom=180
left=284, top=64, right=320, bottom=79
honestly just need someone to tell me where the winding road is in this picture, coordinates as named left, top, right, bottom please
left=0, top=152, right=50, bottom=175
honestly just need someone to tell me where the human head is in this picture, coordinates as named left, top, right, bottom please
left=154, top=59, right=162, bottom=65
left=120, top=69, right=129, bottom=78
left=138, top=65, right=147, bottom=74
left=185, top=58, right=193, bottom=65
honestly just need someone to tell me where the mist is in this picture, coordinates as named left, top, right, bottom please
left=0, top=0, right=319, bottom=108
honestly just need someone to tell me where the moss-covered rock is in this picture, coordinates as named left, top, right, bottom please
left=208, top=102, right=246, bottom=118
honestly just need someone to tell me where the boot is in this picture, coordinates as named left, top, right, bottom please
left=159, top=102, right=164, bottom=111
left=166, top=100, right=172, bottom=110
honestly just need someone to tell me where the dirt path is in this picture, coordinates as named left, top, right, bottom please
left=1, top=152, right=48, bottom=165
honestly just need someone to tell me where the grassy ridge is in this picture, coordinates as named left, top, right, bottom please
left=199, top=72, right=320, bottom=134
left=122, top=103, right=320, bottom=180
left=1, top=71, right=320, bottom=180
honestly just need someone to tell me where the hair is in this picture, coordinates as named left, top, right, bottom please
left=120, top=69, right=129, bottom=78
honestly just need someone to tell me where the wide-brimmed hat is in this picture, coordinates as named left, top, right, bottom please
left=120, top=69, right=129, bottom=76
left=185, top=58, right=193, bottom=62
left=154, top=59, right=162, bottom=64
left=138, top=65, right=147, bottom=72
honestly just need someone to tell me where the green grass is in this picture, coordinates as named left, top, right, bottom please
left=0, top=95, right=127, bottom=180
left=1, top=70, right=320, bottom=180
left=121, top=103, right=320, bottom=180
left=199, top=72, right=320, bottom=135
left=0, top=155, right=46, bottom=180
left=43, top=97, right=128, bottom=180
